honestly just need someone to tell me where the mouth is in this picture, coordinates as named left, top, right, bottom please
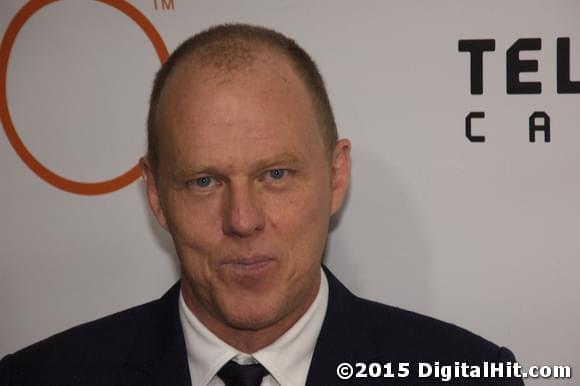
left=221, top=256, right=276, bottom=274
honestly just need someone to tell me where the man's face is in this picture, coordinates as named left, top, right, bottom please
left=142, top=51, right=350, bottom=344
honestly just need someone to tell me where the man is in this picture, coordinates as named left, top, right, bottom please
left=0, top=24, right=522, bottom=385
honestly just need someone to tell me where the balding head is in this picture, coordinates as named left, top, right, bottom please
left=146, top=24, right=338, bottom=174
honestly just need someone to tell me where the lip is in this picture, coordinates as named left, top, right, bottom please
left=221, top=256, right=276, bottom=273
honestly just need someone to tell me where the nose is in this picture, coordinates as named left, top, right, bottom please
left=222, top=181, right=265, bottom=238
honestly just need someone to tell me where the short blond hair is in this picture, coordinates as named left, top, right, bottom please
left=146, top=23, right=338, bottom=172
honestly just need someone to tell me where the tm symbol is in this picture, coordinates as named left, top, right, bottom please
left=153, top=0, right=175, bottom=10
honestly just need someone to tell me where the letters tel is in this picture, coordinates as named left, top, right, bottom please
left=458, top=38, right=580, bottom=94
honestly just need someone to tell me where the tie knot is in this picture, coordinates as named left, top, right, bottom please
left=217, top=360, right=269, bottom=386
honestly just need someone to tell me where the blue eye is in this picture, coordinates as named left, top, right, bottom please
left=193, top=176, right=213, bottom=188
left=268, top=169, right=286, bottom=180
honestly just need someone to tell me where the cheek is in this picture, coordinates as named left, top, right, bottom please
left=164, top=192, right=222, bottom=257
left=268, top=183, right=331, bottom=259
left=163, top=193, right=229, bottom=297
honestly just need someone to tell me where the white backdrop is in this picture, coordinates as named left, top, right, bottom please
left=1, top=1, right=578, bottom=384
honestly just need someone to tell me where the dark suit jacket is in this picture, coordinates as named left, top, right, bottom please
left=0, top=268, right=523, bottom=385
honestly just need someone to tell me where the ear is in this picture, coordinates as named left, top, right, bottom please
left=139, top=156, right=168, bottom=230
left=330, top=138, right=351, bottom=216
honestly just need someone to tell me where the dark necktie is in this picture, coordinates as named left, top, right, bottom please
left=217, top=360, right=269, bottom=386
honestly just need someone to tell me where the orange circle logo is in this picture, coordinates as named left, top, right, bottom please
left=0, top=0, right=168, bottom=195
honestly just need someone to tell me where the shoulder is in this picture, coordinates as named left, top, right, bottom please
left=323, top=269, right=510, bottom=361
left=6, top=299, right=150, bottom=358
left=0, top=285, right=177, bottom=385
left=352, top=296, right=503, bottom=360
left=311, top=270, right=522, bottom=385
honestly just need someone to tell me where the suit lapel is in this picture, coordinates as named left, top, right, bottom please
left=120, top=282, right=192, bottom=386
left=306, top=267, right=380, bottom=386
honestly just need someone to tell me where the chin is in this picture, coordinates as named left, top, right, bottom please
left=224, top=313, right=280, bottom=332
left=220, top=293, right=290, bottom=331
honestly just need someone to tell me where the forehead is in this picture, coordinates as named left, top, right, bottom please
left=156, top=50, right=326, bottom=168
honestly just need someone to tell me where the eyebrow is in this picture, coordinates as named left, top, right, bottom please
left=172, top=152, right=303, bottom=181
left=252, top=153, right=302, bottom=170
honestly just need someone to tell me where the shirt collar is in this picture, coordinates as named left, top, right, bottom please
left=178, top=268, right=329, bottom=386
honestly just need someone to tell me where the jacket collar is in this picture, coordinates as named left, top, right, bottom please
left=306, top=266, right=380, bottom=386
left=120, top=267, right=369, bottom=386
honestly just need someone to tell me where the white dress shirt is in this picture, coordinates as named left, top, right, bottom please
left=178, top=268, right=329, bottom=386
